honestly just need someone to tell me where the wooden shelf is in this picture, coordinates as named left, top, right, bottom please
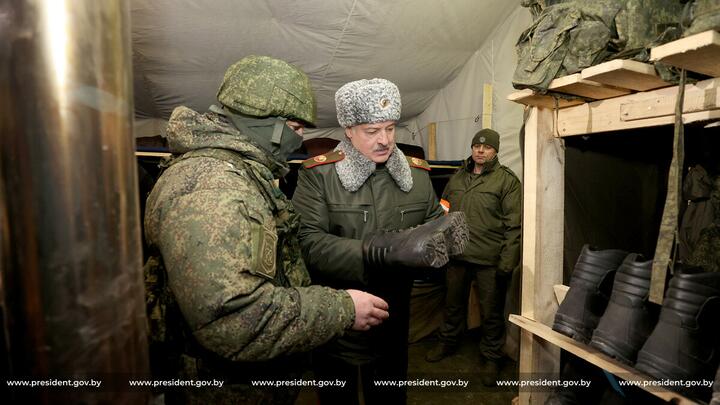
left=509, top=315, right=699, bottom=405
left=136, top=151, right=171, bottom=158
left=509, top=30, right=720, bottom=113
left=651, top=30, right=720, bottom=78
left=517, top=33, right=720, bottom=404
left=507, top=89, right=584, bottom=109
left=548, top=73, right=631, bottom=100
left=581, top=59, right=670, bottom=92
left=555, top=77, right=720, bottom=136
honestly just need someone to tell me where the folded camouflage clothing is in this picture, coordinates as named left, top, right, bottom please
left=513, top=0, right=683, bottom=92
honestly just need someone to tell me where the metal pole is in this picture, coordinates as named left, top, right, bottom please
left=0, top=0, right=149, bottom=403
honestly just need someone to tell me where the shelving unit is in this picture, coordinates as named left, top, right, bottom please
left=509, top=315, right=697, bottom=405
left=510, top=30, right=720, bottom=405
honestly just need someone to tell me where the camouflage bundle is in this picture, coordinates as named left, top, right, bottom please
left=513, top=0, right=683, bottom=92
left=682, top=0, right=720, bottom=36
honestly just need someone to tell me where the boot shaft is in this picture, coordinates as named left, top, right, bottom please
left=660, top=268, right=720, bottom=328
left=552, top=245, right=628, bottom=342
left=590, top=253, right=657, bottom=364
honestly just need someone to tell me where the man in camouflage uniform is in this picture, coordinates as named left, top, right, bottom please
left=425, top=129, right=521, bottom=387
left=144, top=56, right=390, bottom=404
left=292, top=78, right=468, bottom=404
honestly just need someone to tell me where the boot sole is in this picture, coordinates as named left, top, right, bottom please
left=422, top=232, right=449, bottom=268
left=443, top=212, right=469, bottom=256
left=589, top=335, right=634, bottom=365
left=552, top=316, right=592, bottom=343
left=636, top=350, right=686, bottom=380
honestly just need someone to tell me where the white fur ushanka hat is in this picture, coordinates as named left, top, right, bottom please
left=335, top=78, right=401, bottom=128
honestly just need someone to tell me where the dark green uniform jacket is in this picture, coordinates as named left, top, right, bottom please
left=442, top=156, right=521, bottom=274
left=144, top=107, right=355, bottom=393
left=293, top=140, right=443, bottom=363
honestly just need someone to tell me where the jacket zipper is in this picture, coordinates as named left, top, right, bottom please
left=400, top=207, right=425, bottom=223
left=363, top=210, right=368, bottom=223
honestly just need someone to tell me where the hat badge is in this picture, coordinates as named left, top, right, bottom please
left=479, top=136, right=486, bottom=143
left=314, top=155, right=327, bottom=163
left=379, top=98, right=390, bottom=109
left=411, top=157, right=422, bottom=165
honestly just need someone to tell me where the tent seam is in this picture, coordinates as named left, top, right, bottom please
left=320, top=0, right=358, bottom=85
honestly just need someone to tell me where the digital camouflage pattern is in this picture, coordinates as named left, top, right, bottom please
left=144, top=105, right=354, bottom=403
left=687, top=175, right=720, bottom=273
left=683, top=0, right=720, bottom=36
left=678, top=165, right=714, bottom=261
left=514, top=0, right=682, bottom=92
left=216, top=55, right=317, bottom=127
left=651, top=70, right=685, bottom=304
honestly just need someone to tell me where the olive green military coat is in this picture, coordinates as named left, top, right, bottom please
left=292, top=140, right=443, bottom=362
left=442, top=157, right=521, bottom=274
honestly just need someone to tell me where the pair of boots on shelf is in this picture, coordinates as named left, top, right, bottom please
left=552, top=244, right=720, bottom=400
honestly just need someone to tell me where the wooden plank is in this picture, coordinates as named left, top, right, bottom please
left=620, top=86, right=720, bottom=121
left=135, top=151, right=170, bottom=158
left=508, top=89, right=585, bottom=109
left=483, top=83, right=493, bottom=128
left=548, top=73, right=631, bottom=100
left=581, top=59, right=670, bottom=92
left=427, top=122, right=437, bottom=160
left=519, top=107, right=564, bottom=405
left=509, top=315, right=699, bottom=405
left=651, top=30, right=720, bottom=77
left=556, top=78, right=720, bottom=136
left=553, top=284, right=569, bottom=305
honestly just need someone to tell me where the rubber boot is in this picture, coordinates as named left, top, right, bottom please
left=590, top=254, right=659, bottom=364
left=552, top=245, right=628, bottom=343
left=363, top=211, right=469, bottom=268
left=635, top=268, right=720, bottom=399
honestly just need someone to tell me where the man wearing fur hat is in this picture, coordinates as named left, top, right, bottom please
left=292, top=78, right=468, bottom=404
left=425, top=129, right=521, bottom=386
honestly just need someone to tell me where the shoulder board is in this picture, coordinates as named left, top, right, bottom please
left=406, top=156, right=430, bottom=171
left=302, top=150, right=345, bottom=169
left=501, top=165, right=519, bottom=180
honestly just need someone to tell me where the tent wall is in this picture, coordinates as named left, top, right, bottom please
left=407, top=6, right=531, bottom=178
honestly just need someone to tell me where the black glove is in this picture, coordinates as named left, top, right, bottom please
left=362, top=212, right=469, bottom=269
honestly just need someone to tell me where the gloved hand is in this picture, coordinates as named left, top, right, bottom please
left=362, top=212, right=469, bottom=268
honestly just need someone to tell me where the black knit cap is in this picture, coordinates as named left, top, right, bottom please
left=471, top=128, right=500, bottom=152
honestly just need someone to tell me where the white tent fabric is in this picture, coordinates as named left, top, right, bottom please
left=408, top=7, right=532, bottom=178
left=131, top=0, right=530, bottom=170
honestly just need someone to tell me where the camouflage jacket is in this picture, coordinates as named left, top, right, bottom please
left=144, top=106, right=354, bottom=364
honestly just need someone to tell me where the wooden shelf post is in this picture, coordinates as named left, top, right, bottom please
left=519, top=107, right=565, bottom=405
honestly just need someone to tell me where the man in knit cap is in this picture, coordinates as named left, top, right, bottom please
left=292, top=78, right=469, bottom=404
left=425, top=128, right=522, bottom=387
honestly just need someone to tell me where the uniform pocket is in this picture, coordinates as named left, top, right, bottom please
left=245, top=211, right=278, bottom=281
left=327, top=204, right=373, bottom=238
left=397, top=203, right=427, bottom=227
